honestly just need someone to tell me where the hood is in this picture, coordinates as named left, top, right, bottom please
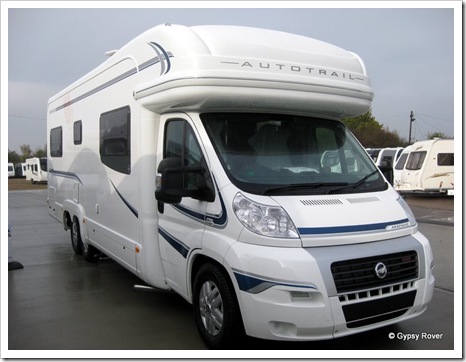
left=271, top=191, right=414, bottom=247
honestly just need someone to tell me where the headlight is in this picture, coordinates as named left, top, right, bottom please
left=233, top=193, right=299, bottom=239
left=396, top=195, right=417, bottom=227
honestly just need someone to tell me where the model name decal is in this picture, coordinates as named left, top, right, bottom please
left=221, top=60, right=365, bottom=82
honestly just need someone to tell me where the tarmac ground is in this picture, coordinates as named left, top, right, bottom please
left=5, top=190, right=457, bottom=357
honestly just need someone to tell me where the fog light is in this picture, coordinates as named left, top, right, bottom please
left=269, top=321, right=298, bottom=337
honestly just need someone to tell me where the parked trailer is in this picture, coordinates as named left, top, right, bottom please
left=395, top=139, right=454, bottom=195
left=366, top=147, right=404, bottom=167
left=8, top=163, right=15, bottom=178
left=47, top=24, right=434, bottom=349
left=393, top=145, right=413, bottom=190
left=25, top=157, right=48, bottom=183
left=14, top=163, right=27, bottom=178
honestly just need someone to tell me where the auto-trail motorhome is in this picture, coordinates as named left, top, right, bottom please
left=47, top=24, right=434, bottom=348
left=25, top=157, right=47, bottom=183
left=395, top=139, right=454, bottom=195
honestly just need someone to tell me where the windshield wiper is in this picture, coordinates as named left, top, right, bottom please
left=328, top=170, right=380, bottom=194
left=263, top=182, right=348, bottom=196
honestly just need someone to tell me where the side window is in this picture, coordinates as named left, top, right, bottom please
left=50, top=126, right=63, bottom=157
left=395, top=153, right=409, bottom=170
left=100, top=106, right=131, bottom=174
left=164, top=119, right=203, bottom=167
left=74, top=120, right=82, bottom=145
left=164, top=119, right=206, bottom=191
left=406, top=151, right=427, bottom=170
left=437, top=153, right=453, bottom=166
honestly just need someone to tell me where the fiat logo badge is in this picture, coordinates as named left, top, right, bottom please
left=375, top=262, right=388, bottom=279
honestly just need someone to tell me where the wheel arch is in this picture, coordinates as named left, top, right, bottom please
left=62, top=199, right=87, bottom=241
left=189, top=253, right=238, bottom=304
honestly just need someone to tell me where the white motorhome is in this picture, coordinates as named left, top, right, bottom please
left=8, top=163, right=15, bottom=178
left=25, top=157, right=48, bottom=183
left=47, top=24, right=434, bottom=348
left=395, top=139, right=454, bottom=195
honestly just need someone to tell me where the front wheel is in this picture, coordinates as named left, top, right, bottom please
left=193, top=263, right=244, bottom=349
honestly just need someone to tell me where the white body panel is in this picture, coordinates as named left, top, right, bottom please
left=394, top=139, right=454, bottom=194
left=47, top=24, right=434, bottom=343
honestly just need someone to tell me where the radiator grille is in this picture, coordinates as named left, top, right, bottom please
left=331, top=250, right=418, bottom=294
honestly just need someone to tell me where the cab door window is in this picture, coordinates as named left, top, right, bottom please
left=164, top=119, right=206, bottom=191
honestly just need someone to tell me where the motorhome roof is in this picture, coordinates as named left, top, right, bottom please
left=49, top=24, right=374, bottom=118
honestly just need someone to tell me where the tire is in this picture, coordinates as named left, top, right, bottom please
left=82, top=242, right=100, bottom=263
left=193, top=263, right=244, bottom=349
left=70, top=217, right=83, bottom=255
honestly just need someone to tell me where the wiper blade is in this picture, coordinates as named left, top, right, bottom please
left=328, top=170, right=380, bottom=194
left=264, top=182, right=348, bottom=195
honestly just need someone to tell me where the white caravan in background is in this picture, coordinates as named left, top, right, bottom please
left=366, top=147, right=404, bottom=167
left=393, top=145, right=413, bottom=189
left=15, top=163, right=27, bottom=178
left=8, top=163, right=15, bottom=178
left=25, top=157, right=48, bottom=183
left=395, top=139, right=454, bottom=195
left=47, top=24, right=434, bottom=349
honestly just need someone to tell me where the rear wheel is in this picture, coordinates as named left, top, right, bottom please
left=82, top=242, right=99, bottom=263
left=70, top=217, right=83, bottom=255
left=193, top=263, right=244, bottom=349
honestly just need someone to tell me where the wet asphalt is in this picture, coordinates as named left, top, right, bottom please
left=5, top=190, right=457, bottom=357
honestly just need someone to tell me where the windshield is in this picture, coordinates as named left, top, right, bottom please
left=202, top=113, right=387, bottom=195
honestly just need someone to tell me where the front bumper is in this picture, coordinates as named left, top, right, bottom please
left=225, top=231, right=434, bottom=341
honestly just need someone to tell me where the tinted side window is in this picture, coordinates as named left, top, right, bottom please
left=74, top=120, right=82, bottom=145
left=100, top=106, right=131, bottom=174
left=395, top=153, right=409, bottom=170
left=50, top=126, right=63, bottom=157
left=437, top=153, right=453, bottom=166
left=164, top=119, right=205, bottom=190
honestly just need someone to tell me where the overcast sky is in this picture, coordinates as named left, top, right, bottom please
left=4, top=2, right=460, bottom=153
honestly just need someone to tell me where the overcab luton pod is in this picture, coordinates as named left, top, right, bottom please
left=47, top=24, right=434, bottom=349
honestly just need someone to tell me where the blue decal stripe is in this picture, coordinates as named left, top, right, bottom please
left=233, top=270, right=317, bottom=294
left=49, top=50, right=173, bottom=114
left=158, top=227, right=189, bottom=258
left=171, top=178, right=227, bottom=228
left=298, top=218, right=410, bottom=235
left=49, top=169, right=83, bottom=184
left=110, top=180, right=138, bottom=218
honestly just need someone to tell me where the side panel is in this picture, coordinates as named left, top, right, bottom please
left=47, top=58, right=144, bottom=274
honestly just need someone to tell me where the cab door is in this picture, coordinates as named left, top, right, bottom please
left=156, top=114, right=211, bottom=297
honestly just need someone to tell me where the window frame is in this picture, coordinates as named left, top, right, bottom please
left=73, top=120, right=82, bottom=145
left=100, top=106, right=131, bottom=174
left=50, top=126, right=63, bottom=157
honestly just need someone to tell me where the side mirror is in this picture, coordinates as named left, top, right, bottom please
left=155, top=157, right=215, bottom=204
left=378, top=159, right=394, bottom=185
left=155, top=157, right=184, bottom=204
